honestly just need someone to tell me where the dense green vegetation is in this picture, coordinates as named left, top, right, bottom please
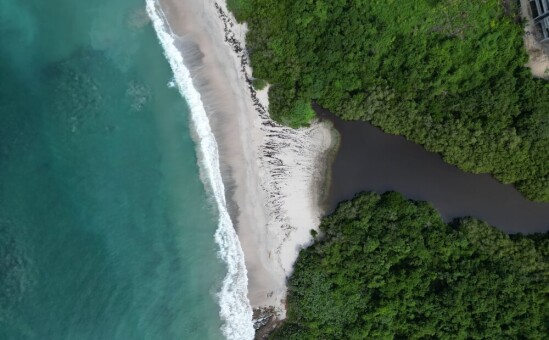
left=252, top=78, right=267, bottom=90
left=226, top=0, right=253, bottom=22
left=230, top=0, right=549, bottom=201
left=272, top=192, right=549, bottom=339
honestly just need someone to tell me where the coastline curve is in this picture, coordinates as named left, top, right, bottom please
left=145, top=1, right=255, bottom=339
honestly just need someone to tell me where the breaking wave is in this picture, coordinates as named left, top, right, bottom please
left=145, top=1, right=254, bottom=339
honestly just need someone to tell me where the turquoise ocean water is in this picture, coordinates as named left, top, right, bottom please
left=0, top=0, right=228, bottom=338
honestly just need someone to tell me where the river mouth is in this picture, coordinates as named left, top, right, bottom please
left=316, top=106, right=549, bottom=234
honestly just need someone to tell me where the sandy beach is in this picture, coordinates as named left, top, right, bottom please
left=155, top=0, right=334, bottom=332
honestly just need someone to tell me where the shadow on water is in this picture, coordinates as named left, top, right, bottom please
left=315, top=106, right=549, bottom=234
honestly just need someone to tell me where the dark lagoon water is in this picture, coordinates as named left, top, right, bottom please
left=0, top=0, right=232, bottom=338
left=320, top=109, right=549, bottom=234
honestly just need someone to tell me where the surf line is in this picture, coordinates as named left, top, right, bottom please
left=145, top=1, right=254, bottom=339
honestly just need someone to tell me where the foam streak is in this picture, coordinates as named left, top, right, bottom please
left=146, top=1, right=254, bottom=339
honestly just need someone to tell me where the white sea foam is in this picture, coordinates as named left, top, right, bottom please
left=145, top=1, right=254, bottom=339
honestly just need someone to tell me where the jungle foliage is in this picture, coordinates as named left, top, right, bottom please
left=272, top=192, right=549, bottom=339
left=252, top=78, right=267, bottom=90
left=230, top=0, right=549, bottom=201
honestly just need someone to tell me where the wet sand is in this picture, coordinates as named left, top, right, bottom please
left=157, top=0, right=334, bottom=324
left=319, top=107, right=549, bottom=234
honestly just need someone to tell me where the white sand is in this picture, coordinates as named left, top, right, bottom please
left=158, top=0, right=334, bottom=322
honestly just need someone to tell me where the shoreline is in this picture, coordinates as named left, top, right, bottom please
left=154, top=0, right=336, bottom=335
left=145, top=1, right=255, bottom=338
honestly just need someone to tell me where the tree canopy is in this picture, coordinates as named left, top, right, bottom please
left=272, top=192, right=549, bottom=339
left=228, top=0, right=549, bottom=201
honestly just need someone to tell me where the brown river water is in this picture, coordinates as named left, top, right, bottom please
left=319, top=108, right=549, bottom=234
